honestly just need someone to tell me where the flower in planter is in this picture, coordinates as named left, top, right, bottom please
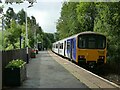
left=5, top=59, right=26, bottom=68
left=4, top=59, right=27, bottom=86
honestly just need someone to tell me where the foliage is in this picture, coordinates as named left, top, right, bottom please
left=4, top=7, right=17, bottom=28
left=5, top=59, right=25, bottom=68
left=4, top=20, right=21, bottom=50
left=43, top=33, right=55, bottom=49
left=94, top=2, right=120, bottom=63
left=57, top=2, right=120, bottom=64
left=17, top=9, right=26, bottom=25
left=56, top=2, right=79, bottom=39
left=3, top=7, right=55, bottom=50
left=77, top=2, right=97, bottom=31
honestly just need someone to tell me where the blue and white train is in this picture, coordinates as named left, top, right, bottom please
left=52, top=31, right=107, bottom=66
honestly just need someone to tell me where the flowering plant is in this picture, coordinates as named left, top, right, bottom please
left=5, top=59, right=26, bottom=68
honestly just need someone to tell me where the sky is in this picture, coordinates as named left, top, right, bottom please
left=2, top=0, right=67, bottom=33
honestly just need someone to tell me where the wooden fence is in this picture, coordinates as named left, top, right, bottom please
left=2, top=48, right=31, bottom=69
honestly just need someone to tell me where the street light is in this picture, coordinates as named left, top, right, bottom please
left=26, top=4, right=33, bottom=63
left=0, top=5, right=3, bottom=90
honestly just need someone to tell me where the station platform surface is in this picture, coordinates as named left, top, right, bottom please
left=3, top=51, right=120, bottom=90
left=11, top=51, right=89, bottom=89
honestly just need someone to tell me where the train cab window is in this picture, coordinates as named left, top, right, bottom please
left=78, top=34, right=106, bottom=49
left=97, top=36, right=106, bottom=49
left=88, top=37, right=96, bottom=49
left=78, top=37, right=86, bottom=48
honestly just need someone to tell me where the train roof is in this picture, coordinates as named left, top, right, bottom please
left=76, top=31, right=106, bottom=36
left=53, top=31, right=105, bottom=44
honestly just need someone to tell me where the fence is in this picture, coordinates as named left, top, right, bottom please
left=2, top=48, right=31, bottom=69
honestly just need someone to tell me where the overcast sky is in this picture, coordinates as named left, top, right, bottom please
left=3, top=0, right=66, bottom=33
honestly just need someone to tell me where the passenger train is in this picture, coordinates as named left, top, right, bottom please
left=52, top=31, right=107, bottom=67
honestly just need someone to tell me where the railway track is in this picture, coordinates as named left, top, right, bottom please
left=48, top=51, right=120, bottom=89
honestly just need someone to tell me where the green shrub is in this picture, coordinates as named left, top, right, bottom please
left=5, top=59, right=26, bottom=68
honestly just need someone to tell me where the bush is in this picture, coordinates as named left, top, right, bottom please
left=5, top=59, right=26, bottom=68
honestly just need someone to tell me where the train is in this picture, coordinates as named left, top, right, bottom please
left=52, top=31, right=107, bottom=67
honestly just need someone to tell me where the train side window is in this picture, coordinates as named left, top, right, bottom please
left=62, top=43, right=63, bottom=49
left=59, top=44, right=61, bottom=49
left=67, top=41, right=70, bottom=50
left=54, top=44, right=56, bottom=48
left=56, top=44, right=58, bottom=48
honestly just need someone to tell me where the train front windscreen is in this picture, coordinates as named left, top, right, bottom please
left=78, top=34, right=106, bottom=49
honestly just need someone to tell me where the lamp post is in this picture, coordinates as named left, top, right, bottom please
left=26, top=4, right=33, bottom=63
left=0, top=5, right=3, bottom=90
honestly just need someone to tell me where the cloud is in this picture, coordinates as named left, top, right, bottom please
left=27, top=2, right=62, bottom=33
left=4, top=1, right=62, bottom=33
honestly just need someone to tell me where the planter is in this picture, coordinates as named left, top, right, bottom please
left=31, top=49, right=36, bottom=58
left=3, top=62, right=27, bottom=86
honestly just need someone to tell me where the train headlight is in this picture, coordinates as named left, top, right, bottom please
left=78, top=55, right=85, bottom=59
left=99, top=56, right=104, bottom=59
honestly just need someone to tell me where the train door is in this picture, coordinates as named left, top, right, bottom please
left=58, top=42, right=60, bottom=54
left=70, top=39, right=73, bottom=59
left=67, top=40, right=71, bottom=58
left=64, top=41, right=66, bottom=56
left=67, top=39, right=73, bottom=59
left=72, top=38, right=76, bottom=61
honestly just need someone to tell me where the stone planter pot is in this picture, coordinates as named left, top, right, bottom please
left=3, top=62, right=27, bottom=86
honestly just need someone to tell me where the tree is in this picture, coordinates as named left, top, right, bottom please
left=4, top=20, right=21, bottom=49
left=76, top=2, right=97, bottom=31
left=4, top=7, right=17, bottom=28
left=56, top=2, right=79, bottom=39
left=17, top=9, right=26, bottom=25
left=94, top=2, right=120, bottom=63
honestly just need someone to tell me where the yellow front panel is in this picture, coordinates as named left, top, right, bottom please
left=76, top=48, right=106, bottom=63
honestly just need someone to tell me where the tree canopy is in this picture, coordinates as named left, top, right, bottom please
left=2, top=7, right=55, bottom=50
left=56, top=2, right=120, bottom=64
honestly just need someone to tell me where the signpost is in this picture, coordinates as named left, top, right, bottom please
left=0, top=6, right=2, bottom=90
left=0, top=1, right=3, bottom=88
